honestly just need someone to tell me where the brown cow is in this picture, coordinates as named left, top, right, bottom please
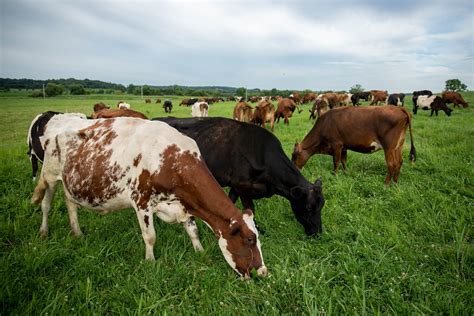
left=156, top=98, right=162, bottom=104
left=145, top=98, right=151, bottom=103
left=275, top=98, right=302, bottom=125
left=251, top=100, right=275, bottom=131
left=302, top=92, right=317, bottom=104
left=309, top=99, right=329, bottom=120
left=92, top=108, right=148, bottom=119
left=290, top=92, right=302, bottom=104
left=370, top=90, right=389, bottom=105
left=292, top=106, right=416, bottom=185
left=233, top=101, right=254, bottom=122
left=93, top=102, right=109, bottom=113
left=442, top=91, right=469, bottom=108
left=318, top=93, right=340, bottom=108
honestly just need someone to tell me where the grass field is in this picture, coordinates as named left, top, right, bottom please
left=1, top=93, right=473, bottom=314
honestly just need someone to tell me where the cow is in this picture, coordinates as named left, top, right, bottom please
left=351, top=91, right=371, bottom=105
left=145, top=98, right=151, bottom=104
left=117, top=101, right=131, bottom=109
left=191, top=101, right=209, bottom=117
left=92, top=108, right=148, bottom=119
left=416, top=95, right=452, bottom=116
left=442, top=91, right=469, bottom=108
left=289, top=92, right=302, bottom=104
left=370, top=90, right=388, bottom=105
left=153, top=117, right=325, bottom=236
left=27, top=111, right=86, bottom=180
left=412, top=90, right=432, bottom=114
left=292, top=106, right=416, bottom=186
left=250, top=100, right=275, bottom=131
left=93, top=102, right=109, bottom=113
left=227, top=96, right=236, bottom=101
left=338, top=93, right=352, bottom=106
left=156, top=98, right=162, bottom=104
left=387, top=93, right=406, bottom=106
left=275, top=98, right=302, bottom=125
left=163, top=100, right=173, bottom=113
left=248, top=96, right=260, bottom=103
left=233, top=101, right=253, bottom=123
left=180, top=98, right=198, bottom=107
left=318, top=93, right=340, bottom=109
left=31, top=115, right=267, bottom=278
left=309, top=99, right=329, bottom=120
left=302, top=92, right=317, bottom=104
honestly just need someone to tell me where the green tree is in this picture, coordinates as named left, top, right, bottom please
left=445, top=79, right=467, bottom=92
left=69, top=84, right=86, bottom=95
left=349, top=84, right=364, bottom=94
left=142, top=85, right=152, bottom=96
left=236, top=87, right=246, bottom=97
left=127, top=84, right=136, bottom=94
left=44, top=83, right=64, bottom=97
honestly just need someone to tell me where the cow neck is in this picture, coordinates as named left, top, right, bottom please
left=300, top=123, right=321, bottom=155
left=271, top=151, right=311, bottom=199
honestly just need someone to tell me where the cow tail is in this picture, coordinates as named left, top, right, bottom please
left=406, top=110, right=416, bottom=163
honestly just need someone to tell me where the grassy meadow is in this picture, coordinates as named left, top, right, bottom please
left=1, top=93, right=473, bottom=314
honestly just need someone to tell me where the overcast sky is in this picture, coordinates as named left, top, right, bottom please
left=1, top=0, right=473, bottom=92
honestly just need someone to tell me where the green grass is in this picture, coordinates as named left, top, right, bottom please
left=1, top=93, right=473, bottom=314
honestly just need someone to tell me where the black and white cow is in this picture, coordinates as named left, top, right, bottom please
left=387, top=93, right=405, bottom=106
left=412, top=90, right=433, bottom=114
left=416, top=95, right=452, bottom=116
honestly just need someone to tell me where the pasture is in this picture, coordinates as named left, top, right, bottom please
left=1, top=93, right=473, bottom=314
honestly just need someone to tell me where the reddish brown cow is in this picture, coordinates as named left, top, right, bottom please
left=233, top=101, right=254, bottom=122
left=370, top=90, right=389, bottom=105
left=156, top=98, right=162, bottom=104
left=92, top=108, right=148, bottom=119
left=145, top=98, right=151, bottom=103
left=292, top=106, right=416, bottom=185
left=290, top=92, right=302, bottom=104
left=319, top=93, right=340, bottom=108
left=93, top=102, right=109, bottom=113
left=251, top=100, right=275, bottom=131
left=275, top=98, right=302, bottom=125
left=302, top=92, right=317, bottom=104
left=442, top=91, right=469, bottom=108
left=309, top=99, right=329, bottom=119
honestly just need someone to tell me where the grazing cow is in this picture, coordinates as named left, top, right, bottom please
left=92, top=108, right=148, bottom=119
left=351, top=91, right=371, bottom=105
left=387, top=93, right=406, bottom=106
left=31, top=116, right=267, bottom=278
left=275, top=98, right=302, bottom=125
left=227, top=96, right=236, bottom=101
left=93, top=102, right=109, bottom=113
left=309, top=99, right=329, bottom=120
left=337, top=93, right=352, bottom=106
left=416, top=95, right=452, bottom=116
left=156, top=98, right=162, bottom=104
left=318, top=93, right=340, bottom=108
left=292, top=106, right=416, bottom=185
left=370, top=90, right=388, bottom=105
left=163, top=100, right=173, bottom=113
left=233, top=101, right=253, bottom=123
left=154, top=117, right=325, bottom=236
left=27, top=111, right=86, bottom=180
left=289, top=92, right=302, bottom=104
left=117, top=101, right=131, bottom=109
left=302, top=92, right=317, bottom=104
left=442, top=91, right=469, bottom=108
left=412, top=90, right=432, bottom=114
left=180, top=98, right=198, bottom=107
left=145, top=98, right=151, bottom=104
left=191, top=101, right=209, bottom=117
left=250, top=100, right=275, bottom=131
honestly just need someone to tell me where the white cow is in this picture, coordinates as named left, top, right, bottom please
left=117, top=102, right=130, bottom=109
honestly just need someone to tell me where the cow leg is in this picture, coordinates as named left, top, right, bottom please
left=270, top=117, right=275, bottom=132
left=32, top=178, right=58, bottom=238
left=30, top=155, right=39, bottom=181
left=183, top=217, right=203, bottom=252
left=430, top=109, right=434, bottom=116
left=341, top=149, right=348, bottom=171
left=64, top=194, right=83, bottom=237
left=284, top=115, right=289, bottom=125
left=392, top=147, right=403, bottom=183
left=135, top=209, right=156, bottom=261
left=383, top=148, right=397, bottom=185
left=332, top=145, right=343, bottom=174
left=240, top=196, right=255, bottom=211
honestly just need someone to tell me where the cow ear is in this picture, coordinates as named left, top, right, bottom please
left=313, top=178, right=323, bottom=192
left=290, top=186, right=305, bottom=199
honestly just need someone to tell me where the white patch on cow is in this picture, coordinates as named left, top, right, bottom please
left=218, top=232, right=239, bottom=275
left=242, top=213, right=266, bottom=274
left=370, top=141, right=383, bottom=152
left=397, top=98, right=402, bottom=106
left=118, top=102, right=130, bottom=109
left=417, top=95, right=436, bottom=109
left=155, top=198, right=191, bottom=224
left=191, top=102, right=209, bottom=118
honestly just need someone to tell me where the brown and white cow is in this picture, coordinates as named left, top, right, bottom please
left=117, top=101, right=131, bottom=109
left=31, top=116, right=267, bottom=278
left=289, top=92, right=302, bottom=104
left=292, top=106, right=416, bottom=185
left=318, top=93, right=340, bottom=108
left=191, top=101, right=209, bottom=117
left=251, top=100, right=275, bottom=131
left=91, top=108, right=148, bottom=119
left=370, top=90, right=388, bottom=105
left=302, top=92, right=317, bottom=104
left=233, top=101, right=253, bottom=122
left=309, top=98, right=329, bottom=120
left=442, top=91, right=469, bottom=108
left=275, top=98, right=302, bottom=125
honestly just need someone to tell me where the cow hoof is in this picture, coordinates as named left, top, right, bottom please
left=39, top=229, right=48, bottom=238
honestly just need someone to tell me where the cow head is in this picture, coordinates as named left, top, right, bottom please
left=289, top=179, right=324, bottom=236
left=218, top=209, right=267, bottom=279
left=292, top=143, right=311, bottom=169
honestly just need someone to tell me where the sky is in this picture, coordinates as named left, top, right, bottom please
left=1, top=0, right=473, bottom=92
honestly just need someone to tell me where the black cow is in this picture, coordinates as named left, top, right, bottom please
left=387, top=93, right=405, bottom=106
left=412, top=90, right=433, bottom=114
left=154, top=117, right=325, bottom=236
left=351, top=91, right=371, bottom=106
left=27, top=111, right=62, bottom=180
left=163, top=100, right=172, bottom=113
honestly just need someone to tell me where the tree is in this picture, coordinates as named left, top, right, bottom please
left=142, top=85, right=152, bottom=96
left=349, top=84, right=364, bottom=94
left=69, top=84, right=86, bottom=95
left=127, top=84, right=136, bottom=94
left=445, top=79, right=467, bottom=92
left=44, top=83, right=64, bottom=97
left=236, top=87, right=246, bottom=97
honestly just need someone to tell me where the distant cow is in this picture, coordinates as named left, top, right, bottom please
left=233, top=101, right=253, bottom=122
left=412, top=90, right=433, bottom=114
left=163, top=100, right=173, bottom=113
left=191, top=101, right=209, bottom=117
left=318, top=93, right=340, bottom=108
left=156, top=98, right=162, bottom=104
left=251, top=100, right=275, bottom=131
left=93, top=102, right=109, bottom=112
left=92, top=108, right=148, bottom=119
left=289, top=92, right=302, bottom=104
left=292, top=106, right=416, bottom=185
left=351, top=91, right=371, bottom=105
left=387, top=93, right=405, bottom=106
left=145, top=98, right=151, bottom=104
left=275, top=98, right=302, bottom=125
left=117, top=101, right=131, bottom=109
left=180, top=98, right=198, bottom=106
left=302, top=92, right=317, bottom=104
left=248, top=96, right=260, bottom=103
left=309, top=99, right=329, bottom=120
left=442, top=91, right=468, bottom=108
left=370, top=90, right=388, bottom=105
left=338, top=93, right=352, bottom=106
left=227, top=96, right=236, bottom=101
left=31, top=115, right=267, bottom=278
left=416, top=95, right=452, bottom=116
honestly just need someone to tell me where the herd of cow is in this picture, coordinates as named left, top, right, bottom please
left=25, top=88, right=468, bottom=278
